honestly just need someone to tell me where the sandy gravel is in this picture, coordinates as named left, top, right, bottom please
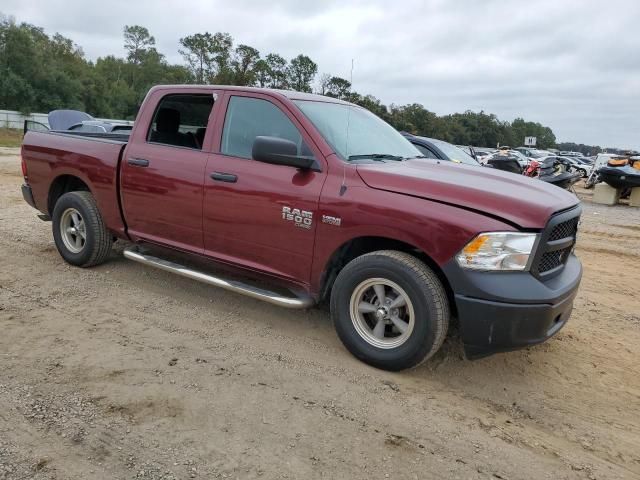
left=1, top=149, right=638, bottom=480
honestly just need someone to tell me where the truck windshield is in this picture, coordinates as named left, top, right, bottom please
left=294, top=100, right=421, bottom=161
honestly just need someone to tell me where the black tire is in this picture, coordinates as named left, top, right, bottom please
left=330, top=250, right=449, bottom=371
left=579, top=169, right=587, bottom=178
left=52, top=191, right=112, bottom=267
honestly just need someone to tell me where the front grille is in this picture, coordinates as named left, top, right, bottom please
left=548, top=217, right=580, bottom=241
left=538, top=250, right=569, bottom=273
left=532, top=207, right=581, bottom=278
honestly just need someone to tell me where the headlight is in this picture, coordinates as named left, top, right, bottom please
left=455, top=232, right=538, bottom=271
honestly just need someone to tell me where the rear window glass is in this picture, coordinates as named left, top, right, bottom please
left=148, top=94, right=214, bottom=150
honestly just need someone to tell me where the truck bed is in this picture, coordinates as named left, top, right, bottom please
left=22, top=130, right=129, bottom=237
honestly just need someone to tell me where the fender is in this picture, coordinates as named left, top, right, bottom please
left=310, top=175, right=516, bottom=294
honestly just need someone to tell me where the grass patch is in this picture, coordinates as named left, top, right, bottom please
left=0, top=128, right=24, bottom=148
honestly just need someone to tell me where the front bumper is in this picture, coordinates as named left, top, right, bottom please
left=21, top=183, right=37, bottom=209
left=443, top=254, right=582, bottom=359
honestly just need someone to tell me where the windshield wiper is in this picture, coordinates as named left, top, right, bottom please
left=348, top=154, right=405, bottom=161
left=404, top=154, right=428, bottom=160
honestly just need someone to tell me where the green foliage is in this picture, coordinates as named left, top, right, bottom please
left=0, top=16, right=193, bottom=119
left=556, top=142, right=601, bottom=155
left=179, top=32, right=215, bottom=83
left=0, top=14, right=584, bottom=149
left=287, top=54, right=317, bottom=93
left=123, top=25, right=155, bottom=65
left=324, top=76, right=351, bottom=99
left=263, top=53, right=289, bottom=89
left=231, top=44, right=260, bottom=86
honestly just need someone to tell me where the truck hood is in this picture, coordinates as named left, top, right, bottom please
left=356, top=159, right=579, bottom=229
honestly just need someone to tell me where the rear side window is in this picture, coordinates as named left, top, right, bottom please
left=221, top=96, right=310, bottom=159
left=148, top=94, right=214, bottom=150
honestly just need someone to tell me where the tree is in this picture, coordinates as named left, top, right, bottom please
left=388, top=103, right=440, bottom=137
left=123, top=25, right=155, bottom=65
left=231, top=44, right=260, bottom=86
left=325, top=76, right=351, bottom=99
left=179, top=32, right=214, bottom=83
left=179, top=31, right=235, bottom=84
left=209, top=32, right=234, bottom=83
left=351, top=93, right=390, bottom=122
left=287, top=54, right=317, bottom=92
left=264, top=53, right=288, bottom=89
left=510, top=118, right=557, bottom=149
left=254, top=59, right=270, bottom=87
left=2, top=15, right=584, bottom=152
left=317, top=73, right=331, bottom=95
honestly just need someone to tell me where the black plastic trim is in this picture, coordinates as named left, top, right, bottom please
left=530, top=205, right=582, bottom=280
left=21, top=183, right=37, bottom=209
left=442, top=253, right=582, bottom=358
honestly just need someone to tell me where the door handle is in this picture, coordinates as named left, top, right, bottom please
left=128, top=157, right=150, bottom=167
left=210, top=172, right=238, bottom=183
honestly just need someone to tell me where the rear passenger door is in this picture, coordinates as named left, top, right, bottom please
left=121, top=91, right=216, bottom=252
left=203, top=92, right=326, bottom=284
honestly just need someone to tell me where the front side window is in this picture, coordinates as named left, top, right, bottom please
left=148, top=94, right=214, bottom=150
left=221, top=96, right=310, bottom=159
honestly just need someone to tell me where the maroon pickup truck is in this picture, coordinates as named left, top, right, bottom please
left=20, top=85, right=582, bottom=370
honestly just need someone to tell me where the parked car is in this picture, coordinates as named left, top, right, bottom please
left=515, top=147, right=553, bottom=159
left=21, top=85, right=583, bottom=370
left=402, top=134, right=480, bottom=165
left=473, top=147, right=496, bottom=164
left=561, top=157, right=593, bottom=177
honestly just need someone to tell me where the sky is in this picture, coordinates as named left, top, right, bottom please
left=3, top=0, right=639, bottom=149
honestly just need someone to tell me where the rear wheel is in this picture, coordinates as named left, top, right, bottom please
left=330, top=250, right=449, bottom=371
left=52, top=191, right=112, bottom=267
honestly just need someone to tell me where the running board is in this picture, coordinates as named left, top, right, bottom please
left=123, top=245, right=314, bottom=309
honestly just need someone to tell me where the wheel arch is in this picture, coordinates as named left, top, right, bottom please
left=48, top=174, right=92, bottom=216
left=318, top=236, right=456, bottom=317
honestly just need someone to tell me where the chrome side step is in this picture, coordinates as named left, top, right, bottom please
left=123, top=245, right=314, bottom=309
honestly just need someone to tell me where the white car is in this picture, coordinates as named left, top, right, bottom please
left=563, top=157, right=593, bottom=178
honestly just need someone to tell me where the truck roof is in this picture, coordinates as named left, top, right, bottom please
left=148, top=85, right=353, bottom=105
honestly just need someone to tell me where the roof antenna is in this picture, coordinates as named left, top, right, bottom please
left=339, top=58, right=354, bottom=197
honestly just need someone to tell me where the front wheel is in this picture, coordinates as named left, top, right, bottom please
left=330, top=251, right=449, bottom=371
left=52, top=191, right=112, bottom=267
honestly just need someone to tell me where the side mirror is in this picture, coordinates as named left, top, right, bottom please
left=252, top=136, right=320, bottom=171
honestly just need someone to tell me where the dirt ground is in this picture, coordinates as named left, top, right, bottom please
left=1, top=148, right=638, bottom=480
